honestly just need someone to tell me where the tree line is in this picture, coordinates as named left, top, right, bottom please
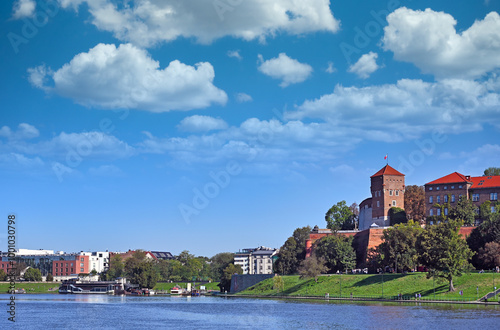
left=103, top=250, right=242, bottom=290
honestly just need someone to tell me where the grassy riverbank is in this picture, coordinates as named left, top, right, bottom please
left=238, top=273, right=499, bottom=301
left=0, top=282, right=59, bottom=293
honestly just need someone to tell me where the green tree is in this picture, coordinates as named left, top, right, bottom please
left=313, top=235, right=356, bottom=273
left=478, top=242, right=500, bottom=269
left=273, top=275, right=285, bottom=293
left=326, top=201, right=355, bottom=230
left=389, top=207, right=407, bottom=226
left=418, top=219, right=474, bottom=291
left=0, top=269, right=8, bottom=281
left=46, top=273, right=54, bottom=282
left=218, top=263, right=242, bottom=293
left=376, top=220, right=423, bottom=273
left=298, top=255, right=327, bottom=282
left=449, top=195, right=476, bottom=225
left=107, top=254, right=125, bottom=280
left=404, top=185, right=426, bottom=224
left=90, top=269, right=97, bottom=277
left=484, top=167, right=500, bottom=176
left=210, top=252, right=234, bottom=284
left=467, top=209, right=500, bottom=268
left=128, top=261, right=158, bottom=289
left=24, top=268, right=42, bottom=281
left=274, top=226, right=311, bottom=275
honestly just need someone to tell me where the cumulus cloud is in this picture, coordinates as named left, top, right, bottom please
left=258, top=53, right=313, bottom=87
left=28, top=43, right=227, bottom=112
left=12, top=0, right=36, bottom=19
left=178, top=115, right=228, bottom=132
left=383, top=8, right=500, bottom=79
left=236, top=93, right=253, bottom=103
left=58, top=0, right=340, bottom=47
left=286, top=78, right=500, bottom=140
left=0, top=153, right=44, bottom=168
left=0, top=124, right=134, bottom=161
left=227, top=50, right=242, bottom=60
left=348, top=52, right=379, bottom=79
left=0, top=123, right=39, bottom=140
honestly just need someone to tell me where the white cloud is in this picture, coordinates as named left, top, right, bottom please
left=12, top=0, right=36, bottom=19
left=329, top=164, right=354, bottom=174
left=0, top=153, right=44, bottom=168
left=236, top=93, right=253, bottom=103
left=28, top=43, right=227, bottom=112
left=383, top=8, right=500, bottom=79
left=258, top=53, right=313, bottom=87
left=0, top=123, right=39, bottom=140
left=348, top=52, right=379, bottom=79
left=58, top=0, right=340, bottom=47
left=178, top=115, right=228, bottom=132
left=286, top=78, right=500, bottom=140
left=227, top=50, right=242, bottom=60
left=0, top=125, right=134, bottom=161
left=326, top=61, right=336, bottom=74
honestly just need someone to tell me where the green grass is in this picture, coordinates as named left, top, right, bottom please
left=237, top=273, right=500, bottom=301
left=153, top=282, right=220, bottom=292
left=0, top=282, right=59, bottom=293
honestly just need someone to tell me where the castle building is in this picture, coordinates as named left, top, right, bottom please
left=359, top=165, right=405, bottom=230
left=424, top=172, right=500, bottom=223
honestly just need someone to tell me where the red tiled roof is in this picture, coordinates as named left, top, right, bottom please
left=425, top=172, right=471, bottom=185
left=471, top=175, right=500, bottom=189
left=371, top=165, right=404, bottom=177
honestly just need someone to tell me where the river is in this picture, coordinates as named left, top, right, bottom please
left=1, top=294, right=499, bottom=329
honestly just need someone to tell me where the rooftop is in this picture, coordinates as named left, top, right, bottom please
left=371, top=165, right=404, bottom=178
left=471, top=175, right=500, bottom=189
left=425, top=172, right=471, bottom=185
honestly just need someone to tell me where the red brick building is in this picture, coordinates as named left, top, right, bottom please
left=424, top=172, right=500, bottom=223
left=52, top=255, right=89, bottom=277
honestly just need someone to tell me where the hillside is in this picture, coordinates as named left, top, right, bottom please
left=237, top=273, right=499, bottom=301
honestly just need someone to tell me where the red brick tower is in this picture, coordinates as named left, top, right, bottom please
left=370, top=165, right=405, bottom=223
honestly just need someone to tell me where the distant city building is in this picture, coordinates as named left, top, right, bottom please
left=424, top=172, right=500, bottom=224
left=81, top=251, right=110, bottom=274
left=110, top=250, right=158, bottom=261
left=234, top=246, right=278, bottom=275
left=150, top=251, right=174, bottom=261
left=358, top=165, right=405, bottom=230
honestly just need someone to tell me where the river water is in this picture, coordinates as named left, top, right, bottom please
left=1, top=294, right=499, bottom=329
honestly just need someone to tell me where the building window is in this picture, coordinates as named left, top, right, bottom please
left=459, top=185, right=463, bottom=189
left=444, top=195, right=448, bottom=203
left=392, top=200, right=396, bottom=206
left=491, top=193, right=498, bottom=201
left=70, top=263, right=73, bottom=267
left=472, top=194, right=480, bottom=202
left=395, top=190, right=399, bottom=196
left=81, top=258, right=84, bottom=262
left=451, top=195, right=455, bottom=202
left=492, top=206, right=496, bottom=213
left=80, top=263, right=84, bottom=267
left=444, top=208, right=448, bottom=216
left=429, top=187, right=433, bottom=191
left=377, top=201, right=380, bottom=207
left=430, top=209, right=433, bottom=216
left=451, top=185, right=455, bottom=189
left=437, top=209, right=441, bottom=216
left=436, top=196, right=441, bottom=203
left=389, top=190, right=393, bottom=196
left=81, top=268, right=84, bottom=272
left=436, top=187, right=440, bottom=190
left=444, top=186, right=447, bottom=190
left=429, top=196, right=433, bottom=203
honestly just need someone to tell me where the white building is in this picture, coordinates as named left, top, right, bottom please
left=81, top=251, right=110, bottom=274
left=234, top=246, right=278, bottom=275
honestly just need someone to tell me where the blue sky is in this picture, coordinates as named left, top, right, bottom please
left=1, top=0, right=500, bottom=257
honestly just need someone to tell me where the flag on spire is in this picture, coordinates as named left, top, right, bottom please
left=384, top=154, right=388, bottom=160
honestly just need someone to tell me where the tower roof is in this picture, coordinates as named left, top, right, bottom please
left=425, top=172, right=471, bottom=185
left=370, top=165, right=404, bottom=178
